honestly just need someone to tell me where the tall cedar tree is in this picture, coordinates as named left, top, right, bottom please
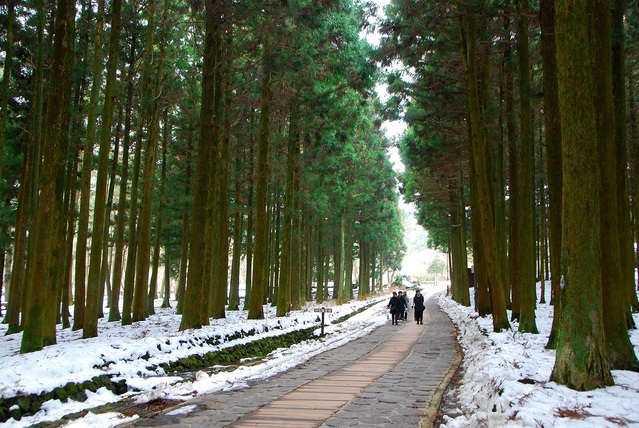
left=612, top=0, right=639, bottom=326
left=460, top=13, right=510, bottom=332
left=0, top=0, right=15, bottom=187
left=550, top=0, right=613, bottom=390
left=179, top=2, right=222, bottom=330
left=109, top=33, right=134, bottom=322
left=133, top=0, right=169, bottom=323
left=21, top=0, right=76, bottom=352
left=517, top=0, right=538, bottom=334
left=83, top=0, right=124, bottom=338
left=74, top=0, right=106, bottom=332
left=539, top=0, right=563, bottom=349
left=247, top=32, right=273, bottom=320
left=594, top=0, right=639, bottom=371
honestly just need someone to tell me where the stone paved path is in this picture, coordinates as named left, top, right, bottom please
left=129, top=291, right=460, bottom=428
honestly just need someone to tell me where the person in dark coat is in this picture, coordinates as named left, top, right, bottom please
left=387, top=292, right=401, bottom=325
left=413, top=289, right=425, bottom=324
left=400, top=291, right=410, bottom=320
left=397, top=291, right=408, bottom=322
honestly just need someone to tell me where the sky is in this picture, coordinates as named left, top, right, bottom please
left=1, top=283, right=638, bottom=428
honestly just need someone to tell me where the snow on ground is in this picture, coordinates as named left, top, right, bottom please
left=0, top=290, right=401, bottom=428
left=2, top=283, right=639, bottom=427
left=438, top=285, right=639, bottom=428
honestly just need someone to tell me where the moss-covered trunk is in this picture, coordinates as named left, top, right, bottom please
left=460, top=13, right=510, bottom=332
left=247, top=32, right=272, bottom=320
left=180, top=2, right=222, bottom=330
left=550, top=0, right=613, bottom=390
left=517, top=0, right=538, bottom=334
left=21, top=0, right=76, bottom=352
left=539, top=0, right=563, bottom=349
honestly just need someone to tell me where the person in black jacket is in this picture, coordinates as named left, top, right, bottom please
left=400, top=291, right=409, bottom=321
left=413, top=289, right=425, bottom=324
left=387, top=292, right=401, bottom=325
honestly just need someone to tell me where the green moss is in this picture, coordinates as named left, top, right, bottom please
left=64, top=382, right=79, bottom=397
left=53, top=387, right=69, bottom=402
left=8, top=407, right=21, bottom=421
left=153, top=327, right=317, bottom=375
left=0, top=375, right=130, bottom=423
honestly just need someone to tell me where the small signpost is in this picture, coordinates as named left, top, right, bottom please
left=313, top=307, right=333, bottom=336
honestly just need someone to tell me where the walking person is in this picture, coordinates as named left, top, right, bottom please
left=387, top=292, right=401, bottom=325
left=401, top=291, right=410, bottom=321
left=397, top=291, right=408, bottom=322
left=413, top=289, right=425, bottom=324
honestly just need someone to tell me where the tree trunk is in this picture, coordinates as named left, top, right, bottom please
left=180, top=3, right=219, bottom=329
left=599, top=0, right=639, bottom=371
left=148, top=114, right=169, bottom=316
left=134, top=0, right=169, bottom=323
left=540, top=0, right=563, bottom=349
left=244, top=140, right=255, bottom=310
left=83, top=0, right=123, bottom=337
left=550, top=0, right=613, bottom=390
left=3, top=136, right=32, bottom=333
left=161, top=252, right=171, bottom=308
left=290, top=129, right=302, bottom=309
left=0, top=0, right=15, bottom=186
left=228, top=152, right=243, bottom=311
left=316, top=224, right=325, bottom=303
left=460, top=13, right=510, bottom=332
left=211, top=32, right=234, bottom=319
left=630, top=26, right=639, bottom=312
left=496, top=17, right=510, bottom=309
left=450, top=171, right=470, bottom=306
left=74, top=0, right=106, bottom=332
left=517, top=0, right=538, bottom=334
left=99, top=114, right=122, bottom=318
left=176, top=135, right=192, bottom=315
left=343, top=214, right=353, bottom=303
left=248, top=33, right=272, bottom=320
left=506, top=27, right=520, bottom=321
left=277, top=102, right=298, bottom=315
left=109, top=32, right=133, bottom=323
left=21, top=0, right=76, bottom=352
left=612, top=0, right=639, bottom=323
left=20, top=0, right=45, bottom=336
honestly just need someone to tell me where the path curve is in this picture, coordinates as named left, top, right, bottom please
left=129, top=291, right=459, bottom=427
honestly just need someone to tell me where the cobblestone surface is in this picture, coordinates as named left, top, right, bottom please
left=127, top=293, right=458, bottom=427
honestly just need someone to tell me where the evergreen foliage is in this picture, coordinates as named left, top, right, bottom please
left=380, top=0, right=639, bottom=390
left=0, top=0, right=403, bottom=351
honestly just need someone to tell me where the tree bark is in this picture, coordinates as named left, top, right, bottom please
left=597, top=0, right=639, bottom=371
left=180, top=2, right=222, bottom=330
left=460, top=13, right=510, bottom=332
left=83, top=0, right=123, bottom=337
left=612, top=0, right=639, bottom=323
left=540, top=0, right=563, bottom=349
left=517, top=0, right=538, bottom=334
left=0, top=0, right=15, bottom=185
left=248, top=33, right=273, bottom=320
left=21, top=0, right=76, bottom=352
left=109, top=33, right=134, bottom=323
left=550, top=0, right=613, bottom=390
left=134, top=0, right=169, bottom=323
left=176, top=135, right=192, bottom=315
